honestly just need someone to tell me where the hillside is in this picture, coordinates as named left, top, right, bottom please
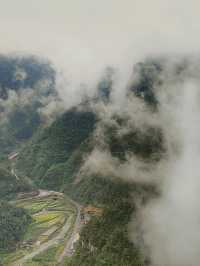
left=14, top=60, right=164, bottom=265
left=1, top=58, right=166, bottom=265
left=0, top=55, right=57, bottom=159
left=0, top=201, right=32, bottom=251
left=16, top=107, right=97, bottom=188
left=0, top=167, right=33, bottom=200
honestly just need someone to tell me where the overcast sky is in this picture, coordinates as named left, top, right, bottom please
left=1, top=0, right=200, bottom=83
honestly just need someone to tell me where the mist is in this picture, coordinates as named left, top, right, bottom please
left=2, top=1, right=200, bottom=265
left=74, top=57, right=200, bottom=266
left=1, top=0, right=200, bottom=108
left=128, top=60, right=200, bottom=266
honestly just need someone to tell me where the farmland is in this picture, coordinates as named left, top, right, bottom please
left=1, top=191, right=78, bottom=266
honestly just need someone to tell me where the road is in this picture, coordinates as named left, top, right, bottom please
left=13, top=192, right=82, bottom=266
left=11, top=167, right=19, bottom=181
left=9, top=159, right=83, bottom=266
left=58, top=196, right=83, bottom=262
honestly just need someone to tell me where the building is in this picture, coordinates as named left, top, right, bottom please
left=8, top=152, right=19, bottom=160
left=83, top=205, right=103, bottom=216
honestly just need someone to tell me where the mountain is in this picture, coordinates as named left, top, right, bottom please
left=16, top=107, right=97, bottom=188
left=0, top=167, right=33, bottom=200
left=0, top=57, right=167, bottom=265
left=13, top=60, right=165, bottom=266
left=0, top=55, right=57, bottom=159
left=16, top=113, right=151, bottom=265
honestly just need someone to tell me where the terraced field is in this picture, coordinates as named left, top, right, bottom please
left=1, top=191, right=77, bottom=266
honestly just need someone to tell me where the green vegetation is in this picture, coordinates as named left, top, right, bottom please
left=0, top=55, right=56, bottom=159
left=16, top=108, right=96, bottom=187
left=2, top=193, right=77, bottom=266
left=0, top=60, right=166, bottom=265
left=0, top=201, right=32, bottom=250
left=69, top=206, right=143, bottom=266
left=0, top=167, right=33, bottom=200
left=14, top=98, right=162, bottom=265
left=24, top=246, right=59, bottom=266
left=66, top=178, right=155, bottom=266
left=107, top=125, right=164, bottom=161
left=0, top=56, right=180, bottom=266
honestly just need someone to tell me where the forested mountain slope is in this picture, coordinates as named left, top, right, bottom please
left=0, top=55, right=57, bottom=159
left=0, top=58, right=175, bottom=265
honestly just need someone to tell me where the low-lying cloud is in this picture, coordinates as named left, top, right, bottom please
left=78, top=57, right=200, bottom=266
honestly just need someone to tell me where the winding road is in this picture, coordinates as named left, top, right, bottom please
left=58, top=196, right=83, bottom=262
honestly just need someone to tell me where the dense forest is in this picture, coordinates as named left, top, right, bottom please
left=67, top=179, right=157, bottom=266
left=0, top=167, right=33, bottom=200
left=0, top=201, right=32, bottom=250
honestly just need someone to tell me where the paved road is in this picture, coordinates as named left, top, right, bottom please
left=58, top=196, right=82, bottom=262
left=13, top=216, right=73, bottom=266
